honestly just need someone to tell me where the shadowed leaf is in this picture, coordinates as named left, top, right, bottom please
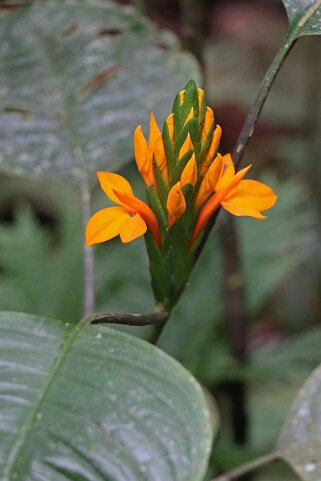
left=0, top=1, right=200, bottom=182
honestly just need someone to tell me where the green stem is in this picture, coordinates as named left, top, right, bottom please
left=211, top=452, right=280, bottom=481
left=145, top=321, right=168, bottom=344
left=232, top=30, right=297, bottom=170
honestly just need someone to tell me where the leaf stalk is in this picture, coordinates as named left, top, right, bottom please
left=85, top=310, right=169, bottom=327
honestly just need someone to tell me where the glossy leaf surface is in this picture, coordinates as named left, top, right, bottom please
left=0, top=311, right=213, bottom=481
left=0, top=1, right=200, bottom=181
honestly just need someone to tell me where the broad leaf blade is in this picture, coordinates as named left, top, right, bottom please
left=282, top=0, right=321, bottom=36
left=277, top=364, right=321, bottom=480
left=0, top=311, right=213, bottom=481
left=0, top=1, right=200, bottom=181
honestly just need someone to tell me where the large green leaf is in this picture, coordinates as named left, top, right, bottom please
left=278, top=364, right=321, bottom=480
left=282, top=0, right=321, bottom=36
left=0, top=311, right=214, bottom=481
left=0, top=1, right=200, bottom=181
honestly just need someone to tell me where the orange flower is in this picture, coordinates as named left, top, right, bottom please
left=85, top=80, right=277, bottom=310
left=191, top=154, right=277, bottom=243
left=86, top=172, right=160, bottom=246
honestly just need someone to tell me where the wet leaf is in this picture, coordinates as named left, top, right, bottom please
left=0, top=1, right=200, bottom=181
left=278, top=364, right=321, bottom=480
left=282, top=0, right=321, bottom=36
left=0, top=311, right=214, bottom=481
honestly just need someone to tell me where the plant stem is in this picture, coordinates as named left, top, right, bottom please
left=232, top=30, right=297, bottom=170
left=86, top=310, right=168, bottom=327
left=211, top=452, right=280, bottom=481
left=81, top=182, right=95, bottom=316
left=145, top=321, right=167, bottom=344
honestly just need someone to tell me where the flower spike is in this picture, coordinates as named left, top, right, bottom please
left=86, top=80, right=277, bottom=309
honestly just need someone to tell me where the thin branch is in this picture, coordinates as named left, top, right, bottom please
left=81, top=182, right=95, bottom=317
left=86, top=310, right=169, bottom=326
left=211, top=452, right=280, bottom=481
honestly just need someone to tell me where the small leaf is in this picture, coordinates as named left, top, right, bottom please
left=0, top=311, right=214, bottom=481
left=282, top=0, right=321, bottom=37
left=278, top=363, right=321, bottom=480
left=0, top=1, right=200, bottom=182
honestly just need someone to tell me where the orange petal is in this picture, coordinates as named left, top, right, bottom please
left=166, top=113, right=175, bottom=144
left=179, top=90, right=185, bottom=105
left=195, top=153, right=223, bottom=208
left=167, top=181, right=186, bottom=227
left=191, top=165, right=252, bottom=243
left=119, top=213, right=147, bottom=243
left=215, top=164, right=252, bottom=202
left=197, top=88, right=204, bottom=111
left=201, top=125, right=222, bottom=175
left=201, top=107, right=214, bottom=142
left=181, top=154, right=197, bottom=187
left=221, top=202, right=266, bottom=219
left=179, top=133, right=193, bottom=160
left=153, top=133, right=167, bottom=173
left=215, top=153, right=235, bottom=190
left=86, top=207, right=128, bottom=246
left=112, top=188, right=160, bottom=246
left=222, top=179, right=277, bottom=217
left=97, top=172, right=133, bottom=205
left=149, top=113, right=161, bottom=147
left=134, top=126, right=155, bottom=187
